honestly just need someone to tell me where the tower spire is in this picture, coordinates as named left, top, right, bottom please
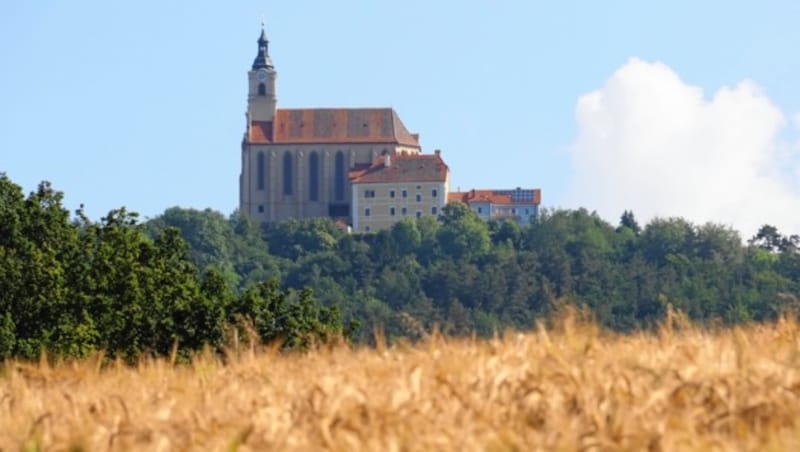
left=252, top=23, right=274, bottom=70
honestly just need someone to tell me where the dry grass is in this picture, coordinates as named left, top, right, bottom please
left=3, top=312, right=800, bottom=451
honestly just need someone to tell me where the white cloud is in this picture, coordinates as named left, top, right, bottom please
left=566, top=58, right=800, bottom=238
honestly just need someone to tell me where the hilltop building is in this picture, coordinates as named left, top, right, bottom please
left=448, top=188, right=542, bottom=225
left=349, top=151, right=449, bottom=232
left=239, top=26, right=443, bottom=230
left=238, top=26, right=539, bottom=231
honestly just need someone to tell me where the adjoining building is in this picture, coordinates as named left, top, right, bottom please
left=349, top=151, right=449, bottom=233
left=239, top=26, right=440, bottom=231
left=447, top=188, right=542, bottom=225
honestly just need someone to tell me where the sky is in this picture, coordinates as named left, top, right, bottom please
left=2, top=1, right=799, bottom=237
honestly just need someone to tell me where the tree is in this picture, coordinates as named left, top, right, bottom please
left=617, top=210, right=641, bottom=235
left=436, top=202, right=490, bottom=261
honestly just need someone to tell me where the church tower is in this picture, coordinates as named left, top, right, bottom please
left=247, top=25, right=277, bottom=123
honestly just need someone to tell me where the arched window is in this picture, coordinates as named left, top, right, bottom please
left=334, top=151, right=345, bottom=201
left=258, top=83, right=266, bottom=96
left=283, top=152, right=293, bottom=195
left=309, top=152, right=319, bottom=201
left=256, top=152, right=265, bottom=190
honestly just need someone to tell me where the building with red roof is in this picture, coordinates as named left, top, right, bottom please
left=350, top=151, right=449, bottom=232
left=448, top=188, right=541, bottom=225
left=239, top=26, right=428, bottom=226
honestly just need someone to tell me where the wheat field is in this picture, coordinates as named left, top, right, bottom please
left=3, top=313, right=800, bottom=451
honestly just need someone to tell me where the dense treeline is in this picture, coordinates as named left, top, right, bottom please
left=147, top=193, right=800, bottom=343
left=2, top=174, right=800, bottom=359
left=0, top=175, right=348, bottom=361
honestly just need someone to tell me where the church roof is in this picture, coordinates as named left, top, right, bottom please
left=349, top=153, right=448, bottom=184
left=249, top=108, right=420, bottom=147
left=448, top=189, right=542, bottom=205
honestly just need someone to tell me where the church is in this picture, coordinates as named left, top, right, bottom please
left=239, top=26, right=449, bottom=229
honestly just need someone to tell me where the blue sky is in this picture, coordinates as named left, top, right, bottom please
left=2, top=1, right=799, bottom=235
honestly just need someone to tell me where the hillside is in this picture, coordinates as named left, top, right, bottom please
left=2, top=314, right=800, bottom=450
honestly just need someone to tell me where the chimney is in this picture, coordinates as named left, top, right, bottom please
left=434, top=149, right=441, bottom=156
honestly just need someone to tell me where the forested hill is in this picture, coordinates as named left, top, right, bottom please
left=146, top=192, right=800, bottom=341
left=2, top=174, right=799, bottom=360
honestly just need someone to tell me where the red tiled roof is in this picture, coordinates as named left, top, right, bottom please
left=249, top=108, right=420, bottom=147
left=449, top=189, right=542, bottom=205
left=350, top=153, right=448, bottom=184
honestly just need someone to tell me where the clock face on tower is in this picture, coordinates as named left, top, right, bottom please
left=256, top=69, right=268, bottom=82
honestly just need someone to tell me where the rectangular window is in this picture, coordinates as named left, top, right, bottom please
left=431, top=189, right=438, bottom=198
left=478, top=207, right=483, bottom=214
left=431, top=206, right=437, bottom=215
left=402, top=207, right=407, bottom=215
left=402, top=189, right=408, bottom=198
left=390, top=207, right=396, bottom=216
left=257, top=153, right=265, bottom=190
left=365, top=208, right=371, bottom=217
left=416, top=194, right=422, bottom=203
left=390, top=190, right=396, bottom=198
left=257, top=205, right=264, bottom=213
left=415, top=211, right=422, bottom=219
left=364, top=190, right=376, bottom=198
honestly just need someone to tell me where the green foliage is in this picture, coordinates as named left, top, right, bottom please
left=232, top=281, right=346, bottom=350
left=3, top=172, right=799, bottom=358
left=0, top=175, right=348, bottom=362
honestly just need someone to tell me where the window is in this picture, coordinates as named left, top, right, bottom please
left=334, top=151, right=345, bottom=201
left=478, top=207, right=483, bottom=214
left=364, top=189, right=376, bottom=198
left=282, top=152, right=293, bottom=195
left=402, top=189, right=408, bottom=198
left=256, top=152, right=265, bottom=190
left=309, top=152, right=319, bottom=201
left=258, top=83, right=266, bottom=96
left=257, top=205, right=264, bottom=213
left=512, top=208, right=516, bottom=214
left=431, top=206, right=437, bottom=215
left=365, top=208, right=371, bottom=217
left=416, top=211, right=422, bottom=219
left=431, top=189, right=438, bottom=198
left=390, top=207, right=396, bottom=216
left=389, top=190, right=396, bottom=198
left=415, top=194, right=421, bottom=203
left=402, top=207, right=407, bottom=216
left=365, top=226, right=371, bottom=232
